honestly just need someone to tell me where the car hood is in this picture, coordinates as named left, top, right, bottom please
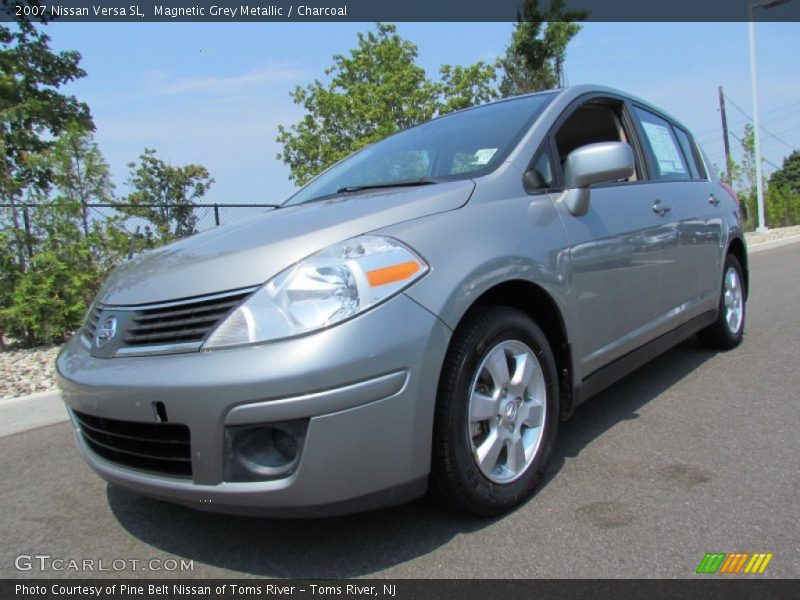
left=98, top=180, right=474, bottom=305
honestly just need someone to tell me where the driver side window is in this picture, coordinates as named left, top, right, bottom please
left=553, top=100, right=638, bottom=183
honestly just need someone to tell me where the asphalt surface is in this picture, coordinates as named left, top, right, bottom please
left=1, top=242, right=798, bottom=579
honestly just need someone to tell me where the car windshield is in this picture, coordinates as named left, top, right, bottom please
left=284, top=93, right=555, bottom=206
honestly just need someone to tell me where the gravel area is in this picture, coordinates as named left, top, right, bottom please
left=0, top=345, right=61, bottom=400
left=0, top=227, right=798, bottom=402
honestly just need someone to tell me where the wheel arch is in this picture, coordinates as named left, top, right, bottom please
left=727, top=236, right=749, bottom=298
left=453, top=279, right=577, bottom=420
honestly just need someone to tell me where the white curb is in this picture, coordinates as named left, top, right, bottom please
left=747, top=234, right=800, bottom=253
left=0, top=390, right=69, bottom=438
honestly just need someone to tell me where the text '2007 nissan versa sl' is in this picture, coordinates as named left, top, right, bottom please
left=57, top=85, right=748, bottom=517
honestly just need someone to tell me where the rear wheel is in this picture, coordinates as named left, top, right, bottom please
left=430, top=306, right=559, bottom=516
left=697, top=253, right=745, bottom=349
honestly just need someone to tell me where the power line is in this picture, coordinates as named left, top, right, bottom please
left=770, top=124, right=800, bottom=137
left=723, top=94, right=768, bottom=124
left=762, top=112, right=800, bottom=126
left=761, top=116, right=800, bottom=131
left=729, top=131, right=783, bottom=170
left=692, top=99, right=797, bottom=139
left=723, top=93, right=797, bottom=151
left=761, top=99, right=800, bottom=118
left=695, top=129, right=721, bottom=140
left=763, top=134, right=800, bottom=145
left=727, top=96, right=800, bottom=120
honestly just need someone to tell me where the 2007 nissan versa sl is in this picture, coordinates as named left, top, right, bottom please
left=57, top=85, right=748, bottom=517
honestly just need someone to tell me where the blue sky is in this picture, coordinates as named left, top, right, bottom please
left=47, top=21, right=800, bottom=204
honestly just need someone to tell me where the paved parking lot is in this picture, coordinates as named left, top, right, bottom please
left=1, top=241, right=798, bottom=579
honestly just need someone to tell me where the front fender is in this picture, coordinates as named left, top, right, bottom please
left=376, top=192, right=574, bottom=343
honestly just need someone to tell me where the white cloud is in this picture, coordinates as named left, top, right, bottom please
left=144, top=63, right=307, bottom=96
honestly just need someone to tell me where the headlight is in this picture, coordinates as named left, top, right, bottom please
left=203, top=236, right=428, bottom=349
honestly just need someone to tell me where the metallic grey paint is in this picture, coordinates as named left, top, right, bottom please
left=57, top=85, right=747, bottom=515
left=96, top=180, right=474, bottom=306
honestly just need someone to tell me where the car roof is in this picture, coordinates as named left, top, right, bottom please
left=396, top=85, right=692, bottom=139
left=533, top=84, right=693, bottom=134
left=467, top=84, right=691, bottom=137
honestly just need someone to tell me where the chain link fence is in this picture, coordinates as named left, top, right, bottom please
left=1, top=202, right=284, bottom=348
left=0, top=202, right=276, bottom=260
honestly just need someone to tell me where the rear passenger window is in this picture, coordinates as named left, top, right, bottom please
left=673, top=126, right=707, bottom=179
left=632, top=107, right=690, bottom=181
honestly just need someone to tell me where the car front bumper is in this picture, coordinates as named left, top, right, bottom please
left=56, top=294, right=451, bottom=517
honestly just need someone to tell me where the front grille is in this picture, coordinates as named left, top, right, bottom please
left=83, top=304, right=102, bottom=340
left=73, top=410, right=192, bottom=478
left=123, top=289, right=252, bottom=346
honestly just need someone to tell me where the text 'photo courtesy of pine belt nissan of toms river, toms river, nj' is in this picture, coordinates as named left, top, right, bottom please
left=57, top=84, right=749, bottom=518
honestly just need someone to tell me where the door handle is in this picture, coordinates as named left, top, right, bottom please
left=708, top=194, right=721, bottom=207
left=652, top=200, right=672, bottom=216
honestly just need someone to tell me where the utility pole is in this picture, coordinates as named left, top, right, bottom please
left=718, top=86, right=732, bottom=184
left=718, top=86, right=747, bottom=221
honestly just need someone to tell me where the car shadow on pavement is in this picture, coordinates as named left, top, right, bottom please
left=107, top=485, right=492, bottom=578
left=108, top=336, right=718, bottom=578
left=541, top=336, right=719, bottom=485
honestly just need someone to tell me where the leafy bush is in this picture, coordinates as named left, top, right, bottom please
left=1, top=243, right=98, bottom=346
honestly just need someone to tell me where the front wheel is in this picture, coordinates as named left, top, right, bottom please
left=430, top=306, right=559, bottom=516
left=697, top=253, right=746, bottom=350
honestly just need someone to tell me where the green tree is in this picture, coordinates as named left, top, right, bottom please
left=720, top=157, right=749, bottom=223
left=0, top=226, right=19, bottom=348
left=277, top=23, right=441, bottom=186
left=497, top=0, right=586, bottom=97
left=766, top=150, right=800, bottom=227
left=48, top=122, right=114, bottom=235
left=0, top=127, right=121, bottom=346
left=1, top=239, right=97, bottom=345
left=0, top=0, right=92, bottom=346
left=768, top=150, right=800, bottom=197
left=0, top=0, right=92, bottom=273
left=44, top=125, right=131, bottom=268
left=122, top=148, right=214, bottom=245
left=277, top=24, right=507, bottom=186
left=437, top=62, right=498, bottom=115
left=0, top=172, right=98, bottom=346
left=734, top=124, right=759, bottom=230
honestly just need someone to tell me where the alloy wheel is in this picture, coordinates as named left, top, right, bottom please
left=723, top=266, right=744, bottom=334
left=467, top=340, right=547, bottom=484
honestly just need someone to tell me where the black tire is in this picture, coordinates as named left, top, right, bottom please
left=697, top=253, right=746, bottom=350
left=430, top=306, right=559, bottom=517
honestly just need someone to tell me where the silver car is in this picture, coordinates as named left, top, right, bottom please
left=57, top=85, right=748, bottom=517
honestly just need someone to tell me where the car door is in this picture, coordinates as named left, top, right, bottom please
left=671, top=124, right=726, bottom=311
left=629, top=106, right=722, bottom=324
left=543, top=96, right=684, bottom=378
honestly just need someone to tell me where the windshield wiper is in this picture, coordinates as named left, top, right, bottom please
left=335, top=178, right=441, bottom=194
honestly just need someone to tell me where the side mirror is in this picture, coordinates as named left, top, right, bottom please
left=562, top=142, right=635, bottom=216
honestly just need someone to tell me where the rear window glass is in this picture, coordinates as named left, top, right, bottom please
left=673, top=126, right=707, bottom=179
left=633, top=106, right=690, bottom=181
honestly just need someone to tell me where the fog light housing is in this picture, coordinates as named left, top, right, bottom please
left=223, top=420, right=308, bottom=482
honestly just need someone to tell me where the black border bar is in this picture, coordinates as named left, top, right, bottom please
left=1, top=0, right=800, bottom=22
left=4, top=579, right=800, bottom=600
